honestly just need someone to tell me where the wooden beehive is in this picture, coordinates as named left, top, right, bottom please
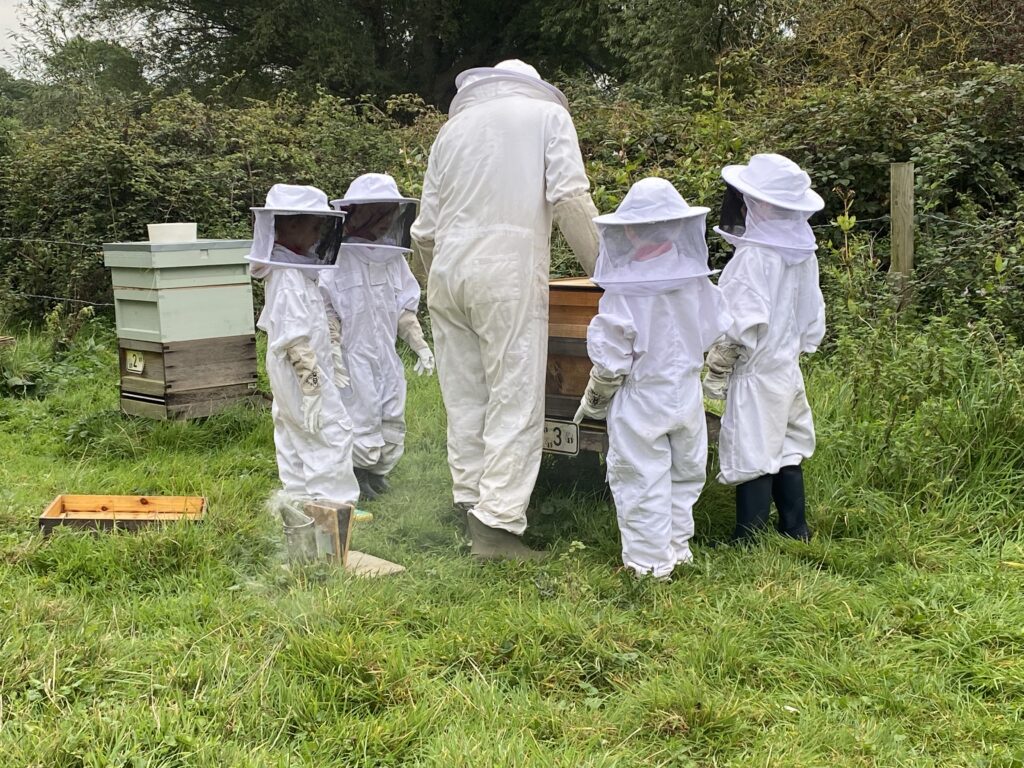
left=103, top=238, right=258, bottom=419
left=39, top=494, right=206, bottom=535
left=117, top=335, right=258, bottom=420
left=547, top=277, right=608, bottom=452
left=546, top=276, right=721, bottom=451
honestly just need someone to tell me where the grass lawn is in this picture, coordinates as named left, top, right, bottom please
left=1, top=321, right=1022, bottom=766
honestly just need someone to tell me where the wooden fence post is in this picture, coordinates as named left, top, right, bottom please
left=890, top=162, right=915, bottom=306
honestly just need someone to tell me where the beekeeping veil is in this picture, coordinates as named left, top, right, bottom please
left=330, top=173, right=418, bottom=263
left=453, top=58, right=568, bottom=109
left=247, top=184, right=347, bottom=277
left=592, top=178, right=713, bottom=295
left=714, top=154, right=824, bottom=260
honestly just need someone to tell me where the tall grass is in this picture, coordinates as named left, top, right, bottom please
left=1, top=318, right=1022, bottom=766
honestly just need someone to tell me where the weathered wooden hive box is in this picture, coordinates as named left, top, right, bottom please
left=103, top=239, right=257, bottom=419
left=546, top=276, right=722, bottom=454
left=546, top=277, right=608, bottom=454
left=39, top=494, right=206, bottom=534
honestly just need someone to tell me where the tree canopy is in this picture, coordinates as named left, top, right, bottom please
left=12, top=0, right=1014, bottom=104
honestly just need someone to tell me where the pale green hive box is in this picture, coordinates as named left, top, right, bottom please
left=103, top=239, right=255, bottom=343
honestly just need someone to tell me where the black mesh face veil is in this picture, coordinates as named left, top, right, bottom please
left=310, top=216, right=345, bottom=266
left=598, top=225, right=635, bottom=267
left=271, top=213, right=346, bottom=268
left=719, top=184, right=747, bottom=236
left=339, top=201, right=418, bottom=249
left=598, top=221, right=688, bottom=267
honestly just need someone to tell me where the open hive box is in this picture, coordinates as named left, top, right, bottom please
left=546, top=277, right=608, bottom=453
left=39, top=495, right=206, bottom=534
left=545, top=276, right=722, bottom=452
left=547, top=277, right=603, bottom=417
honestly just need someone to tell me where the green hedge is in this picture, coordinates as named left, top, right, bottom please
left=1, top=65, right=1022, bottom=335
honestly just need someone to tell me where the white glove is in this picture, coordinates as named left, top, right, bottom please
left=285, top=341, right=325, bottom=433
left=412, top=239, right=434, bottom=283
left=702, top=371, right=729, bottom=400
left=414, top=347, right=435, bottom=376
left=573, top=367, right=624, bottom=423
left=331, top=348, right=350, bottom=389
left=553, top=193, right=600, bottom=277
left=301, top=391, right=324, bottom=434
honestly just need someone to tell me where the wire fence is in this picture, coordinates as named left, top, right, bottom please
left=0, top=209, right=1020, bottom=309
left=0, top=236, right=102, bottom=248
left=5, top=291, right=114, bottom=307
left=0, top=235, right=111, bottom=308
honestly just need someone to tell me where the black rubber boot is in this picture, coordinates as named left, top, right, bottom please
left=732, top=474, right=774, bottom=543
left=366, top=473, right=391, bottom=495
left=353, top=468, right=379, bottom=502
left=772, top=465, right=812, bottom=541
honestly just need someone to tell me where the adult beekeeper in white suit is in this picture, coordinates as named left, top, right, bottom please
left=411, top=59, right=600, bottom=560
left=703, top=154, right=826, bottom=543
left=573, top=178, right=731, bottom=578
left=319, top=173, right=433, bottom=502
left=247, top=184, right=361, bottom=513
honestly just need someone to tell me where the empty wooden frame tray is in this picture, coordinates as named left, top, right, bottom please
left=39, top=495, right=206, bottom=534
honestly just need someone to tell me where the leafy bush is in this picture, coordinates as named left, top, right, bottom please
left=0, top=308, right=112, bottom=396
left=2, top=64, right=1023, bottom=338
left=0, top=88, right=439, bottom=321
left=754, top=63, right=1024, bottom=222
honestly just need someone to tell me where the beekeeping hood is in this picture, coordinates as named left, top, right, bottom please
left=592, top=178, right=713, bottom=295
left=452, top=58, right=568, bottom=111
left=247, top=184, right=346, bottom=278
left=714, top=153, right=824, bottom=262
left=329, top=173, right=418, bottom=263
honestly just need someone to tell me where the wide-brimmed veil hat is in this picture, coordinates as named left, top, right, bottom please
left=330, top=173, right=418, bottom=208
left=247, top=184, right=346, bottom=275
left=720, top=153, right=824, bottom=212
left=594, top=177, right=711, bottom=226
left=251, top=184, right=346, bottom=218
left=329, top=173, right=417, bottom=257
left=454, top=59, right=568, bottom=110
left=593, top=178, right=715, bottom=293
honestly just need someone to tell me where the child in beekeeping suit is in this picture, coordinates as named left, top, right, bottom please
left=319, top=173, right=433, bottom=502
left=703, top=154, right=826, bottom=543
left=574, top=178, right=731, bottom=578
left=246, top=183, right=362, bottom=515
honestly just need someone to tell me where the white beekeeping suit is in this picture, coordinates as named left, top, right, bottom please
left=319, top=173, right=431, bottom=501
left=411, top=59, right=600, bottom=560
left=574, top=178, right=730, bottom=578
left=703, top=153, right=826, bottom=542
left=247, top=184, right=360, bottom=507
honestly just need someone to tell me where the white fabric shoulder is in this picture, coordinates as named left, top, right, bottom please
left=719, top=250, right=773, bottom=351
left=395, top=257, right=421, bottom=313
left=449, top=79, right=568, bottom=117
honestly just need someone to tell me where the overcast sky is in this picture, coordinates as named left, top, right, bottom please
left=0, top=0, right=25, bottom=70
